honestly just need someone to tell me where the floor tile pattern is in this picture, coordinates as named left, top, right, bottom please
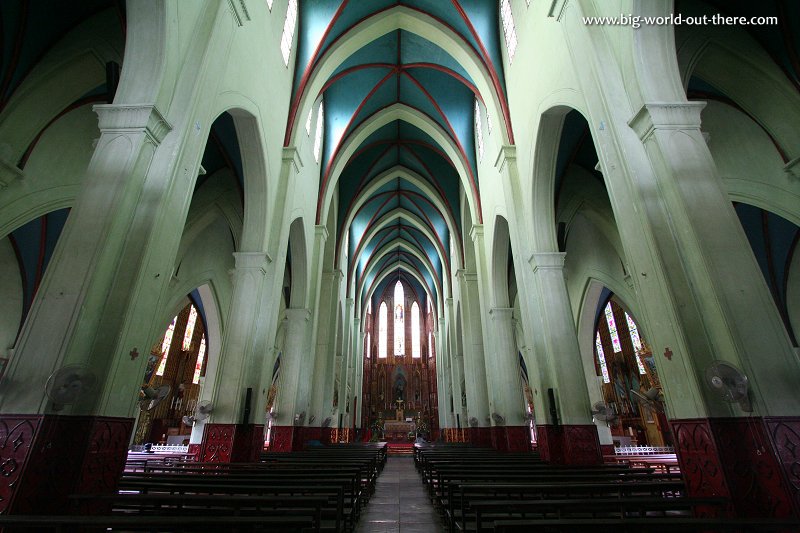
left=355, top=456, right=444, bottom=533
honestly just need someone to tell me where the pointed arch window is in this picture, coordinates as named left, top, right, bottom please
left=313, top=102, right=324, bottom=162
left=156, top=316, right=177, bottom=376
left=428, top=331, right=433, bottom=359
left=305, top=107, right=313, bottom=135
left=500, top=0, right=518, bottom=62
left=280, top=0, right=298, bottom=66
left=366, top=332, right=371, bottom=359
left=411, top=302, right=421, bottom=358
left=192, top=335, right=206, bottom=384
left=474, top=99, right=484, bottom=162
left=626, top=312, right=647, bottom=375
left=394, top=281, right=405, bottom=355
left=604, top=302, right=622, bottom=353
left=182, top=305, right=198, bottom=351
left=595, top=332, right=610, bottom=383
left=378, top=302, right=388, bottom=358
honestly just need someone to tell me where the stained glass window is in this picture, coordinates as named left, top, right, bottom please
left=192, top=335, right=206, bottom=384
left=394, top=281, right=405, bottom=355
left=428, top=331, right=433, bottom=359
left=313, top=102, right=324, bottom=162
left=280, top=0, right=298, bottom=66
left=500, top=0, right=518, bottom=62
left=474, top=99, right=484, bottom=162
left=182, top=305, right=197, bottom=351
left=156, top=316, right=177, bottom=376
left=626, top=312, right=647, bottom=374
left=378, top=302, right=388, bottom=358
left=625, top=312, right=642, bottom=351
left=411, top=302, right=421, bottom=358
left=605, top=302, right=622, bottom=353
left=596, top=332, right=610, bottom=383
left=366, top=332, right=371, bottom=359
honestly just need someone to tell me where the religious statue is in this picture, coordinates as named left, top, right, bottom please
left=394, top=374, right=406, bottom=401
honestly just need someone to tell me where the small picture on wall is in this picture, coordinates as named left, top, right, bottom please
left=143, top=353, right=162, bottom=386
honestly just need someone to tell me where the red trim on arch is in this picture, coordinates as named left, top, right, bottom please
left=316, top=102, right=475, bottom=224
left=19, top=94, right=108, bottom=168
left=319, top=63, right=396, bottom=94
left=401, top=71, right=482, bottom=224
left=404, top=62, right=481, bottom=99
left=284, top=2, right=507, bottom=158
left=450, top=0, right=515, bottom=145
left=283, top=0, right=350, bottom=146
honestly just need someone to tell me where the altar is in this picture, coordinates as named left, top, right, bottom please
left=384, top=420, right=415, bottom=441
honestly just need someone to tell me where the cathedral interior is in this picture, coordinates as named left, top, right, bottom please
left=0, top=0, right=799, bottom=525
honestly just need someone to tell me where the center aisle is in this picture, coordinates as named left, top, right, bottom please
left=355, top=456, right=444, bottom=533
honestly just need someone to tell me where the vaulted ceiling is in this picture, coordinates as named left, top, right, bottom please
left=289, top=0, right=510, bottom=316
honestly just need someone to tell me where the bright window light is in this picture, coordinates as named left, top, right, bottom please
left=280, top=0, right=298, bottom=66
left=500, top=0, right=518, bottom=62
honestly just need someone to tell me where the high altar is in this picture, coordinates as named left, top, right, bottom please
left=382, top=401, right=415, bottom=440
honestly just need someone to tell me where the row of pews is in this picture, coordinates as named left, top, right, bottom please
left=414, top=442, right=800, bottom=532
left=0, top=442, right=386, bottom=532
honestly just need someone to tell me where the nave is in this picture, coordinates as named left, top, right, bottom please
left=1, top=0, right=800, bottom=525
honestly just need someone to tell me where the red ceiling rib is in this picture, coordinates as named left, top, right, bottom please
left=283, top=0, right=350, bottom=145
left=449, top=0, right=515, bottom=145
left=400, top=70, right=481, bottom=224
left=317, top=103, right=464, bottom=224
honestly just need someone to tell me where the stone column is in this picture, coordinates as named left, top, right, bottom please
left=199, top=251, right=270, bottom=462
left=626, top=102, right=800, bottom=516
left=486, top=308, right=529, bottom=452
left=445, top=297, right=465, bottom=431
left=456, top=269, right=490, bottom=442
left=435, top=317, right=452, bottom=434
left=269, top=307, right=311, bottom=451
left=0, top=104, right=171, bottom=514
left=310, top=268, right=342, bottom=443
left=354, top=330, right=366, bottom=437
left=529, top=252, right=600, bottom=464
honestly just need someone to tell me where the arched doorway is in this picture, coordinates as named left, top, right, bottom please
left=593, top=296, right=672, bottom=449
left=132, top=299, right=209, bottom=447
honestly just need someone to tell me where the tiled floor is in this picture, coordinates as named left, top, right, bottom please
left=355, top=456, right=444, bottom=533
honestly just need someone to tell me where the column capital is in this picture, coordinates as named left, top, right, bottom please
left=469, top=224, right=484, bottom=243
left=93, top=104, right=172, bottom=144
left=529, top=251, right=566, bottom=272
left=323, top=269, right=344, bottom=282
left=494, top=144, right=517, bottom=172
left=285, top=307, right=311, bottom=322
left=489, top=307, right=514, bottom=320
left=445, top=297, right=454, bottom=310
left=455, top=268, right=478, bottom=282
left=784, top=156, right=800, bottom=179
left=628, top=101, right=706, bottom=141
left=345, top=297, right=354, bottom=310
left=232, top=251, right=272, bottom=271
left=282, top=147, right=304, bottom=173
left=314, top=225, right=329, bottom=242
left=0, top=157, right=23, bottom=189
left=227, top=0, right=251, bottom=26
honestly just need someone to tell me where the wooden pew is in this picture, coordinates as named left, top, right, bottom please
left=117, top=479, right=349, bottom=532
left=447, top=480, right=686, bottom=532
left=70, top=493, right=327, bottom=531
left=492, top=516, right=800, bottom=532
left=468, top=496, right=728, bottom=532
left=0, top=514, right=315, bottom=532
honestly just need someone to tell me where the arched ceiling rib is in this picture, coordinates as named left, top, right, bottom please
left=291, top=1, right=510, bottom=316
